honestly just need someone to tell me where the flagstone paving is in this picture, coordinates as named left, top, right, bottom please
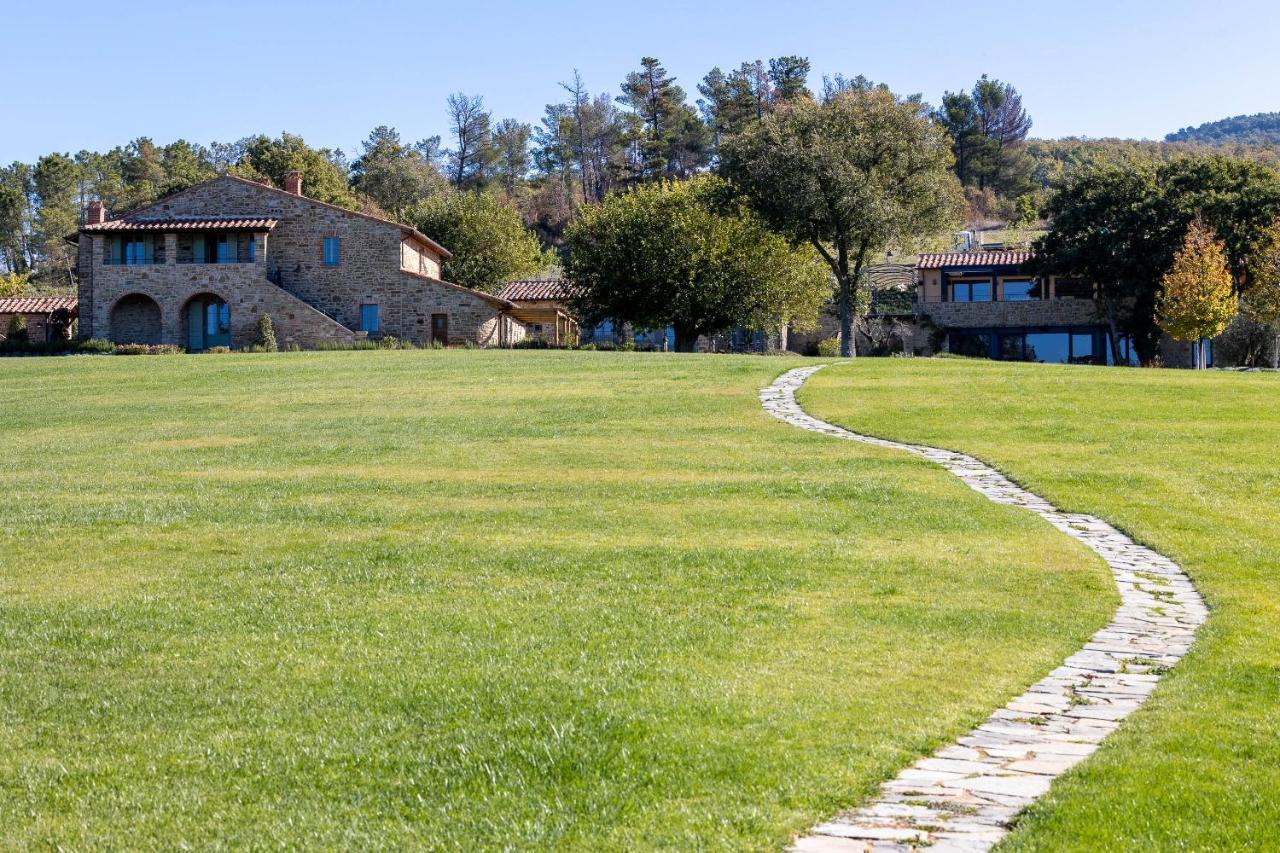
left=761, top=365, right=1207, bottom=853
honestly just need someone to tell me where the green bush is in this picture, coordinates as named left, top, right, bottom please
left=115, top=343, right=182, bottom=355
left=78, top=338, right=116, bottom=354
left=513, top=338, right=553, bottom=349
left=255, top=315, right=278, bottom=352
left=817, top=337, right=841, bottom=357
left=208, top=346, right=233, bottom=354
left=5, top=313, right=28, bottom=343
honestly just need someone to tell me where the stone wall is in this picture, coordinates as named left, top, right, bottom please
left=919, top=298, right=1102, bottom=329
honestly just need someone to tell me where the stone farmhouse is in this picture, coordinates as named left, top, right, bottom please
left=72, top=172, right=527, bottom=350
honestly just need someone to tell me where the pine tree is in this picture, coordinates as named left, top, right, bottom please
left=1158, top=217, right=1239, bottom=368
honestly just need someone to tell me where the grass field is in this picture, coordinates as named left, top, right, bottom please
left=803, top=359, right=1280, bottom=850
left=0, top=351, right=1114, bottom=850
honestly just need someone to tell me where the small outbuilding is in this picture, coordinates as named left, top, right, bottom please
left=0, top=296, right=78, bottom=343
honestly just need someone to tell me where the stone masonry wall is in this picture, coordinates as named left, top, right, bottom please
left=90, top=234, right=354, bottom=348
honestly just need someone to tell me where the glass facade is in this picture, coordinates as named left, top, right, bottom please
left=950, top=328, right=1111, bottom=364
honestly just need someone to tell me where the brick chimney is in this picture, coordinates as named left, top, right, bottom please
left=283, top=170, right=303, bottom=196
left=86, top=200, right=106, bottom=225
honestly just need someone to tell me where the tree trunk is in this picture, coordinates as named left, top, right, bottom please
left=1273, top=333, right=1279, bottom=370
left=837, top=241, right=854, bottom=358
left=673, top=324, right=699, bottom=353
left=1104, top=297, right=1122, bottom=366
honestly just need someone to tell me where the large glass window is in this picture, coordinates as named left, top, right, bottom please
left=323, top=237, right=340, bottom=266
left=360, top=304, right=380, bottom=333
left=1002, top=279, right=1043, bottom=301
left=217, top=236, right=232, bottom=264
left=1105, top=335, right=1140, bottom=365
left=1025, top=332, right=1070, bottom=363
left=951, top=280, right=992, bottom=302
left=949, top=331, right=991, bottom=357
left=998, top=333, right=1026, bottom=360
left=1070, top=333, right=1095, bottom=364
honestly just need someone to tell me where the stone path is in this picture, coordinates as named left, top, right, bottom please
left=760, top=365, right=1207, bottom=852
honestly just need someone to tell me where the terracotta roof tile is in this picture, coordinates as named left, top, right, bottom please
left=917, top=251, right=1033, bottom=269
left=0, top=296, right=78, bottom=314
left=497, top=279, right=579, bottom=302
left=83, top=216, right=279, bottom=233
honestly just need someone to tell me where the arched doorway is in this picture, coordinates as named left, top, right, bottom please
left=183, top=293, right=231, bottom=351
left=108, top=293, right=163, bottom=344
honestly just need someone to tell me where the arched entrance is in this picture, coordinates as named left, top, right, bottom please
left=108, top=293, right=163, bottom=344
left=183, top=293, right=231, bottom=351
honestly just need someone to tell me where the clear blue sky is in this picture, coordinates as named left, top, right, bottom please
left=4, top=0, right=1278, bottom=164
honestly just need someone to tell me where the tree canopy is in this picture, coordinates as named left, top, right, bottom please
left=1157, top=217, right=1238, bottom=365
left=565, top=175, right=830, bottom=351
left=720, top=86, right=963, bottom=355
left=413, top=191, right=545, bottom=293
left=1033, top=155, right=1280, bottom=362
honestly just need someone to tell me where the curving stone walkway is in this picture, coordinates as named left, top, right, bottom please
left=761, top=365, right=1207, bottom=853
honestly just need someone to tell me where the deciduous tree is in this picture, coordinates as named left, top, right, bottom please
left=413, top=191, right=545, bottom=293
left=1240, top=218, right=1280, bottom=368
left=1158, top=217, right=1238, bottom=368
left=1033, top=156, right=1280, bottom=363
left=720, top=87, right=963, bottom=356
left=565, top=175, right=830, bottom=352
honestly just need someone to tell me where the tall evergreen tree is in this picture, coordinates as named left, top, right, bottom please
left=491, top=119, right=532, bottom=196
left=934, top=75, right=1032, bottom=195
left=351, top=126, right=446, bottom=217
left=32, top=153, right=81, bottom=286
left=617, top=57, right=709, bottom=182
left=445, top=93, right=495, bottom=188
left=768, top=56, right=812, bottom=101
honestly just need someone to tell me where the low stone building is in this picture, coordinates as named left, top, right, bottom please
left=496, top=279, right=581, bottom=345
left=72, top=173, right=527, bottom=350
left=0, top=295, right=78, bottom=343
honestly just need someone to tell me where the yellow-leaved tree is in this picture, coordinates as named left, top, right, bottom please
left=1158, top=217, right=1238, bottom=369
left=1241, top=218, right=1280, bottom=369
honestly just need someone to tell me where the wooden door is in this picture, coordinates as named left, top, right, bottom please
left=431, top=313, right=448, bottom=346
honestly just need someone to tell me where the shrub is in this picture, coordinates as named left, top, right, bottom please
left=5, top=313, right=28, bottom=344
left=513, top=338, right=553, bottom=349
left=79, top=338, right=116, bottom=354
left=817, top=337, right=841, bottom=357
left=430, top=340, right=444, bottom=350
left=208, top=346, right=233, bottom=354
left=115, top=343, right=182, bottom=355
left=255, top=314, right=278, bottom=352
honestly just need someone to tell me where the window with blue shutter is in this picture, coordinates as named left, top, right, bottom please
left=323, top=237, right=340, bottom=266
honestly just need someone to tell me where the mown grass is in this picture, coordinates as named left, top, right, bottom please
left=802, top=358, right=1280, bottom=851
left=0, top=351, right=1113, bottom=850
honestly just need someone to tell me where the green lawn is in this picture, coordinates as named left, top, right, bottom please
left=0, top=350, right=1113, bottom=850
left=802, top=359, right=1280, bottom=851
